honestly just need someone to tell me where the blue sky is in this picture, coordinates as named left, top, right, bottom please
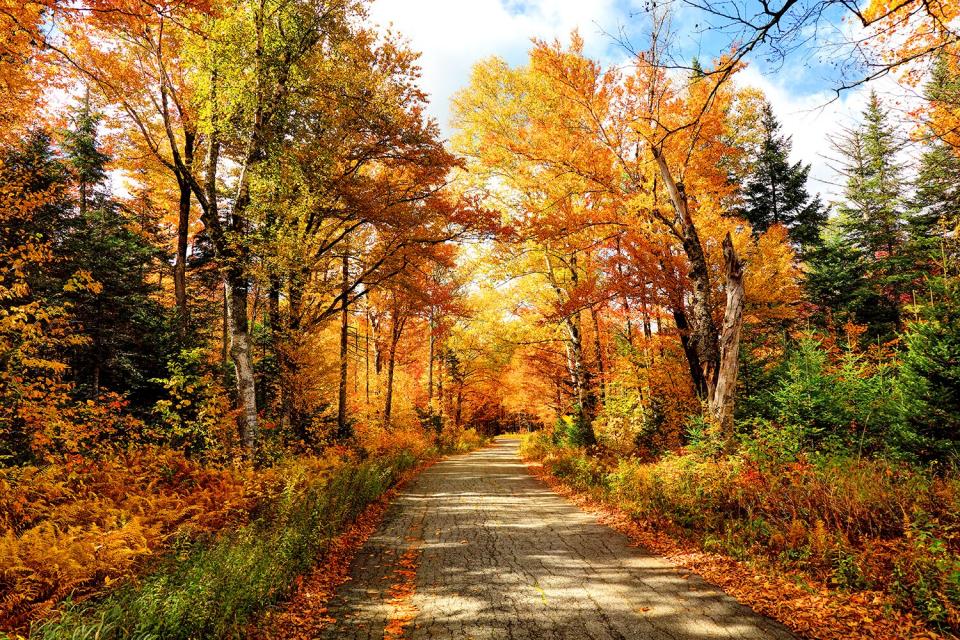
left=369, top=0, right=910, bottom=201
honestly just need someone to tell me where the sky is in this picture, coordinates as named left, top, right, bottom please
left=367, top=0, right=913, bottom=202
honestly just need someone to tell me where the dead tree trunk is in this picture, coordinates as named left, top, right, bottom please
left=709, top=234, right=745, bottom=442
left=652, top=147, right=745, bottom=444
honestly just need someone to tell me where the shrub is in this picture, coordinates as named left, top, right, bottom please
left=523, top=435, right=960, bottom=632
left=151, top=349, right=238, bottom=459
left=28, top=451, right=420, bottom=640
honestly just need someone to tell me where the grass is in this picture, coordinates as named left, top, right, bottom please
left=520, top=430, right=960, bottom=634
left=19, top=450, right=421, bottom=640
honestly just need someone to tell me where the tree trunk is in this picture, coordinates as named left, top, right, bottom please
left=337, top=251, right=350, bottom=438
left=708, top=233, right=745, bottom=443
left=563, top=312, right=597, bottom=443
left=652, top=148, right=746, bottom=444
left=269, top=275, right=295, bottom=435
left=221, top=280, right=229, bottom=380
left=455, top=385, right=463, bottom=427
left=384, top=341, right=397, bottom=426
left=173, top=131, right=195, bottom=331
left=226, top=268, right=258, bottom=452
left=544, top=251, right=597, bottom=443
left=427, top=312, right=435, bottom=410
left=672, top=305, right=708, bottom=398
left=437, top=348, right=444, bottom=419
left=364, top=314, right=370, bottom=406
left=640, top=282, right=653, bottom=339
left=590, top=306, right=606, bottom=403
left=383, top=302, right=405, bottom=426
left=652, top=148, right=721, bottom=385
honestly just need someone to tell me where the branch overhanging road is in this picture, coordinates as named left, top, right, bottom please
left=320, top=438, right=797, bottom=640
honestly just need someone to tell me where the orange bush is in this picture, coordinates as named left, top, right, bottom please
left=0, top=448, right=254, bottom=629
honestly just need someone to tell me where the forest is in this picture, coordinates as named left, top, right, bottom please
left=0, top=0, right=958, bottom=638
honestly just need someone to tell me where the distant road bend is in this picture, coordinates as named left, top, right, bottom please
left=320, top=437, right=797, bottom=640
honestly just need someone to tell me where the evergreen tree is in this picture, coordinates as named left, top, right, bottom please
left=58, top=104, right=176, bottom=409
left=905, top=58, right=960, bottom=277
left=61, top=97, right=109, bottom=216
left=829, top=91, right=907, bottom=334
left=899, top=274, right=960, bottom=460
left=805, top=224, right=873, bottom=326
left=738, top=100, right=827, bottom=257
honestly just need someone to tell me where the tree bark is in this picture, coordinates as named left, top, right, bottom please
left=544, top=250, right=597, bottom=444
left=173, top=130, right=195, bottom=331
left=269, top=275, right=296, bottom=436
left=384, top=341, right=397, bottom=426
left=337, top=251, right=350, bottom=438
left=427, top=312, right=435, bottom=410
left=708, top=233, right=745, bottom=443
left=651, top=147, right=745, bottom=444
left=590, top=306, right=606, bottom=404
left=652, top=147, right=721, bottom=385
left=672, top=305, right=708, bottom=398
left=225, top=268, right=258, bottom=452
left=383, top=303, right=406, bottom=426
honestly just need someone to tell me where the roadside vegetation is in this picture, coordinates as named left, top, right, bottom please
left=1, top=0, right=958, bottom=637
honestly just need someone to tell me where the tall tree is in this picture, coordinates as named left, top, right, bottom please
left=58, top=104, right=173, bottom=406
left=906, top=57, right=960, bottom=272
left=831, top=91, right=907, bottom=333
left=737, top=100, right=826, bottom=257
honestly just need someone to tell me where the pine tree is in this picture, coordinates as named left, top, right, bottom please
left=906, top=58, right=960, bottom=276
left=738, top=100, right=827, bottom=257
left=58, top=104, right=176, bottom=409
left=829, top=91, right=907, bottom=333
left=61, top=97, right=109, bottom=216
left=805, top=224, right=872, bottom=326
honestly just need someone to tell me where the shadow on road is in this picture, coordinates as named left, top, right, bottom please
left=320, top=438, right=798, bottom=640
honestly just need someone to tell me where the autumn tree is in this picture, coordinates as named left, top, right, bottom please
left=452, top=47, right=614, bottom=444
left=0, top=134, right=78, bottom=463
left=677, top=0, right=958, bottom=94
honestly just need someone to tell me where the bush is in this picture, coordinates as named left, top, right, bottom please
left=892, top=522, right=960, bottom=628
left=151, top=348, right=238, bottom=459
left=28, top=451, right=420, bottom=640
left=556, top=410, right=594, bottom=448
left=522, top=435, right=960, bottom=632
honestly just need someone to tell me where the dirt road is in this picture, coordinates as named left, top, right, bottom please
left=319, top=438, right=797, bottom=640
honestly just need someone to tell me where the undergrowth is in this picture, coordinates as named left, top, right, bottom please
left=0, top=428, right=486, bottom=639
left=520, top=430, right=960, bottom=634
left=26, top=451, right=418, bottom=640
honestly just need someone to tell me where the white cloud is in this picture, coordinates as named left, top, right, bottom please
left=734, top=64, right=916, bottom=204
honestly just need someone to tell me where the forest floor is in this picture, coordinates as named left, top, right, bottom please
left=276, top=437, right=797, bottom=639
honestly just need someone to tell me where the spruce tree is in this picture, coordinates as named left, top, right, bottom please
left=59, top=104, right=176, bottom=409
left=829, top=91, right=907, bottom=333
left=806, top=225, right=871, bottom=325
left=906, top=57, right=960, bottom=274
left=61, top=97, right=109, bottom=216
left=738, top=100, right=827, bottom=257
